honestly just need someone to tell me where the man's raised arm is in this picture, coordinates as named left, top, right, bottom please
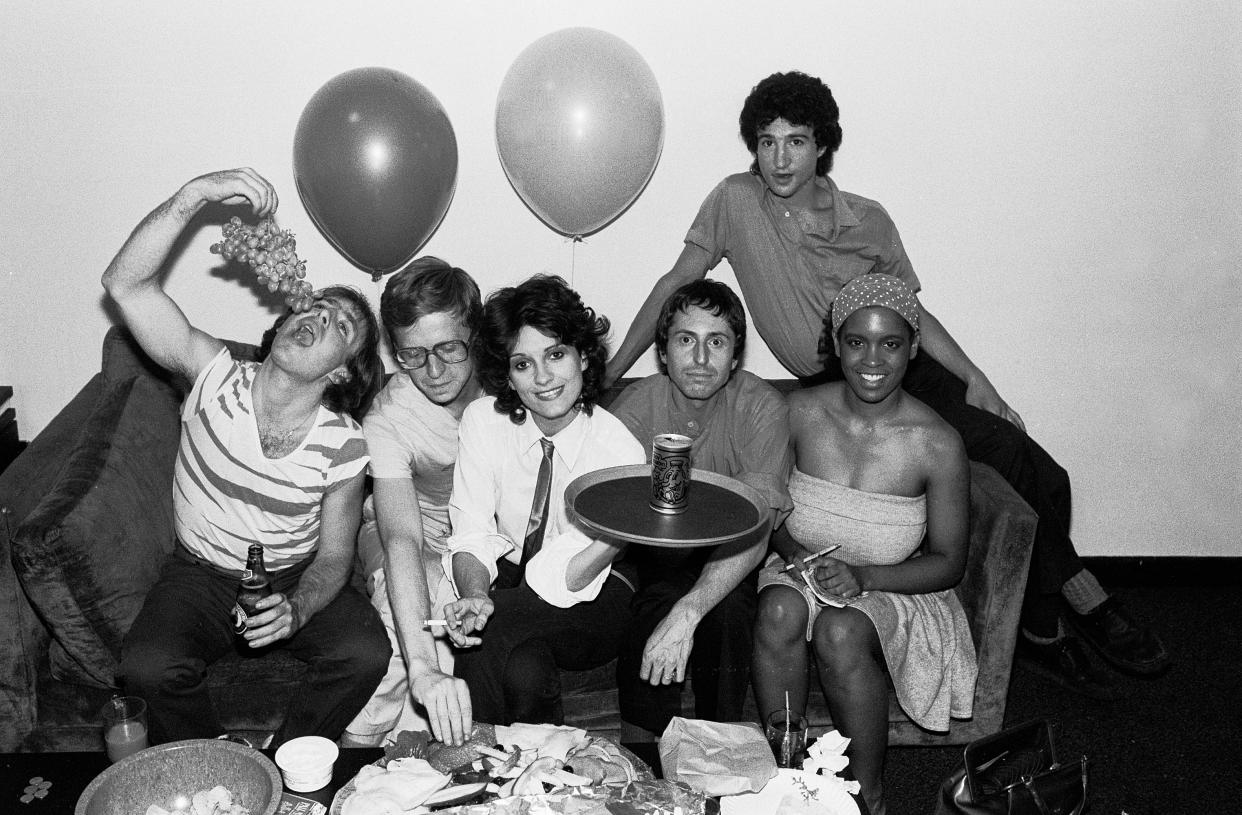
left=603, top=243, right=712, bottom=388
left=101, top=168, right=278, bottom=382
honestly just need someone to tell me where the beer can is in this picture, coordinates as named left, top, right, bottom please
left=650, top=433, right=693, bottom=514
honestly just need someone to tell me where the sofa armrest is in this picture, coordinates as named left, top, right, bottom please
left=954, top=461, right=1037, bottom=737
left=10, top=361, right=183, bottom=689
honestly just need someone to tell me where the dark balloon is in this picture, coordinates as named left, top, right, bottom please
left=294, top=67, right=458, bottom=279
left=496, top=28, right=665, bottom=238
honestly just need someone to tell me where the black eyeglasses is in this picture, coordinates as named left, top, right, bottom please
left=394, top=339, right=470, bottom=370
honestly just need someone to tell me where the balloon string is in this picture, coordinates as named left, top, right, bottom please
left=569, top=234, right=584, bottom=288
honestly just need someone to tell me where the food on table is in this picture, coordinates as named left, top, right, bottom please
left=210, top=217, right=315, bottom=311
left=431, top=779, right=709, bottom=815
left=382, top=728, right=431, bottom=763
left=334, top=725, right=700, bottom=814
left=422, top=723, right=498, bottom=774
left=564, top=738, right=639, bottom=785
left=145, top=785, right=250, bottom=815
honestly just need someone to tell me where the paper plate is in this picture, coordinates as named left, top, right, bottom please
left=720, top=768, right=860, bottom=815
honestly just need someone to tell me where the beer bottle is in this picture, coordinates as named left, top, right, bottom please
left=233, top=543, right=272, bottom=644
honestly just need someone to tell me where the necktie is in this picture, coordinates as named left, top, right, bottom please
left=519, top=437, right=555, bottom=570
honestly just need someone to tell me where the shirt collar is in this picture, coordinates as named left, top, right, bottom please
left=758, top=172, right=860, bottom=241
left=517, top=408, right=589, bottom=467
left=664, top=374, right=726, bottom=440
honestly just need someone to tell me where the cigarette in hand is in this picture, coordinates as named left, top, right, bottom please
left=423, top=619, right=448, bottom=627
left=782, top=544, right=842, bottom=573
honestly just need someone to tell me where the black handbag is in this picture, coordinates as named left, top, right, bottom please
left=934, top=719, right=1088, bottom=815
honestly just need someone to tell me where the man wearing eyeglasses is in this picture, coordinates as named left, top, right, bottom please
left=343, top=258, right=484, bottom=749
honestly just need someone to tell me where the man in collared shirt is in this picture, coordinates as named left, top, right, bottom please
left=608, top=280, right=792, bottom=739
left=605, top=71, right=1167, bottom=696
left=443, top=276, right=645, bottom=726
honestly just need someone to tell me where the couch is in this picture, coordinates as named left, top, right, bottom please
left=0, top=326, right=1036, bottom=752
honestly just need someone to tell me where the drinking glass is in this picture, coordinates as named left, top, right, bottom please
left=765, top=710, right=808, bottom=768
left=102, top=696, right=149, bottom=762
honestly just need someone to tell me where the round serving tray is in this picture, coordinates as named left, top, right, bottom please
left=565, top=464, right=769, bottom=548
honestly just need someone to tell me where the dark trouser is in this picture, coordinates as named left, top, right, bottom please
left=453, top=559, right=634, bottom=726
left=119, top=546, right=390, bottom=747
left=808, top=353, right=1084, bottom=633
left=617, top=569, right=757, bottom=734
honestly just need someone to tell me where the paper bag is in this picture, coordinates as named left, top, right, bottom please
left=658, top=717, right=778, bottom=797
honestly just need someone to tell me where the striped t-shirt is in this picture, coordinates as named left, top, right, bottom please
left=174, top=347, right=369, bottom=573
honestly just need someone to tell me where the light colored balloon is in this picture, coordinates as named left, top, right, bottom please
left=294, top=67, right=458, bottom=280
left=496, top=28, right=665, bottom=238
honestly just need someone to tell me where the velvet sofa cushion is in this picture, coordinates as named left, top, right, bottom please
left=11, top=360, right=182, bottom=689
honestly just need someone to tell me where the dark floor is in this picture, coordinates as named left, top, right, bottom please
left=884, top=559, right=1241, bottom=815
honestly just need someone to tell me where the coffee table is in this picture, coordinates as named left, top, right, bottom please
left=6, top=742, right=865, bottom=814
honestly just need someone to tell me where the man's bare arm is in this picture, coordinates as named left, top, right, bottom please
left=640, top=520, right=770, bottom=685
left=101, top=169, right=278, bottom=381
left=373, top=477, right=472, bottom=745
left=243, top=470, right=365, bottom=648
left=604, top=243, right=712, bottom=388
left=374, top=479, right=442, bottom=674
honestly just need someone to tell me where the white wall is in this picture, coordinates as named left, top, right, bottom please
left=1, top=1, right=1239, bottom=556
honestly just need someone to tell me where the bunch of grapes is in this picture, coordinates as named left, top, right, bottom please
left=210, top=216, right=315, bottom=311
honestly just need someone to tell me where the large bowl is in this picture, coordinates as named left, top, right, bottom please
left=75, top=738, right=282, bottom=815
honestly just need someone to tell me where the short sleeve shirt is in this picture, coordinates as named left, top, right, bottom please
left=363, top=373, right=461, bottom=551
left=174, top=348, right=369, bottom=572
left=609, top=370, right=793, bottom=517
left=685, top=172, right=920, bottom=377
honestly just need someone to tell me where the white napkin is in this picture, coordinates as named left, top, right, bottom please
left=494, top=723, right=588, bottom=762
left=351, top=757, right=450, bottom=809
left=802, top=729, right=854, bottom=784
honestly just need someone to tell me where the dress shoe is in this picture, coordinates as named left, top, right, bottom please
left=1016, top=633, right=1118, bottom=700
left=1068, top=597, right=1171, bottom=676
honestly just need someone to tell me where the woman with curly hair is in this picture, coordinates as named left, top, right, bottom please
left=442, top=275, right=644, bottom=725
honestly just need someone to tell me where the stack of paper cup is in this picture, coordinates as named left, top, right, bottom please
left=274, top=735, right=339, bottom=792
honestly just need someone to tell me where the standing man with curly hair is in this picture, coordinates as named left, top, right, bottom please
left=606, top=71, right=1167, bottom=698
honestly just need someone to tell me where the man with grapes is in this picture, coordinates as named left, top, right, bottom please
left=110, top=168, right=391, bottom=746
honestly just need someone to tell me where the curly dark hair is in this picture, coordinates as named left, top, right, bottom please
left=380, top=256, right=482, bottom=347
left=739, top=70, right=843, bottom=176
left=259, top=285, right=385, bottom=422
left=476, top=275, right=610, bottom=425
left=655, top=279, right=747, bottom=366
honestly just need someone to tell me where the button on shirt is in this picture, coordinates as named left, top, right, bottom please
left=446, top=396, right=645, bottom=608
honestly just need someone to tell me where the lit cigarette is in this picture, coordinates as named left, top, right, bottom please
left=782, top=545, right=842, bottom=573
left=423, top=619, right=448, bottom=627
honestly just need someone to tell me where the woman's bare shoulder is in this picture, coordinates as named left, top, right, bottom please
left=901, top=395, right=967, bottom=461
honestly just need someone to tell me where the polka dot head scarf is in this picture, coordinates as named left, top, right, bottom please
left=830, top=274, right=921, bottom=339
